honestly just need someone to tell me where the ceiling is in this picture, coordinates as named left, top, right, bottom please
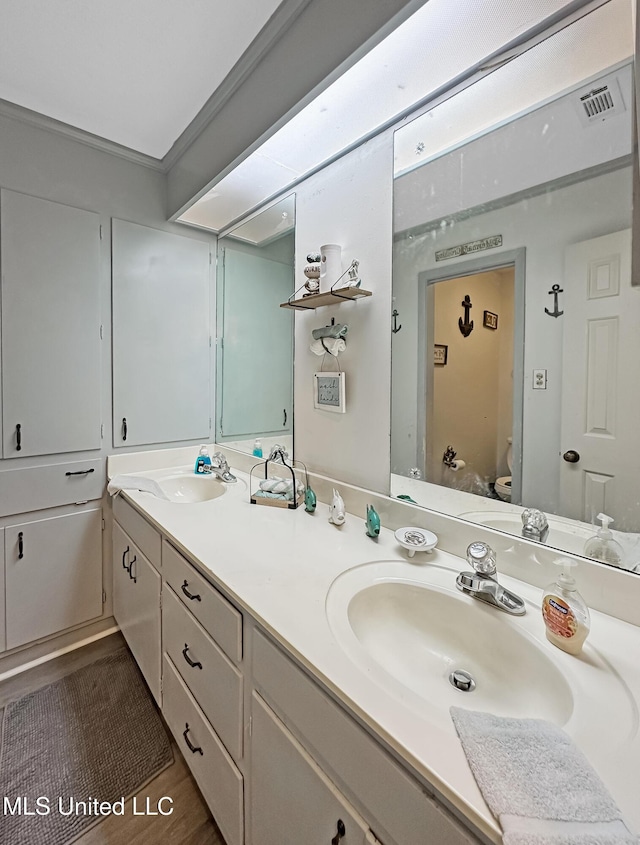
left=0, top=0, right=287, bottom=159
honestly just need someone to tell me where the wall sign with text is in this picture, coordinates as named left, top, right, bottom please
left=313, top=372, right=346, bottom=413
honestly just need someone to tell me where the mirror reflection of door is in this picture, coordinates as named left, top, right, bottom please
left=425, top=268, right=516, bottom=501
left=560, top=228, right=640, bottom=531
left=418, top=259, right=522, bottom=502
left=218, top=240, right=294, bottom=447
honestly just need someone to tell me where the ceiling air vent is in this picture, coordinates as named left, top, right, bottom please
left=575, top=75, right=625, bottom=126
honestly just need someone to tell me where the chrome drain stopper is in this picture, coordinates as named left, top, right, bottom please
left=449, top=669, right=476, bottom=692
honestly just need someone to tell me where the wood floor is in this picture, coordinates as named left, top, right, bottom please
left=0, top=632, right=226, bottom=845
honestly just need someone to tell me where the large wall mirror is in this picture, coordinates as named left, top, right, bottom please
left=391, top=0, right=640, bottom=572
left=216, top=195, right=295, bottom=456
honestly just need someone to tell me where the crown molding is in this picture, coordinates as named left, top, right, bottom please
left=161, top=0, right=313, bottom=172
left=0, top=97, right=165, bottom=171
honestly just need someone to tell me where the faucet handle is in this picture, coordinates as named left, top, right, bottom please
left=211, top=451, right=228, bottom=469
left=466, top=541, right=497, bottom=575
left=522, top=508, right=548, bottom=530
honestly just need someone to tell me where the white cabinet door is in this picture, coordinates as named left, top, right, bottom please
left=113, top=521, right=161, bottom=703
left=1, top=190, right=102, bottom=457
left=5, top=508, right=103, bottom=650
left=112, top=219, right=211, bottom=448
left=250, top=692, right=371, bottom=845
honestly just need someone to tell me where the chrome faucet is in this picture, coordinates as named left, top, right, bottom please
left=204, top=452, right=237, bottom=483
left=521, top=508, right=549, bottom=543
left=456, top=542, right=526, bottom=615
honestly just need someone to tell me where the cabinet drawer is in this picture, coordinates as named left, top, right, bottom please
left=162, top=540, right=242, bottom=663
left=113, top=495, right=161, bottom=570
left=163, top=584, right=243, bottom=761
left=251, top=692, right=371, bottom=845
left=0, top=460, right=103, bottom=517
left=253, top=630, right=479, bottom=845
left=162, top=655, right=243, bottom=845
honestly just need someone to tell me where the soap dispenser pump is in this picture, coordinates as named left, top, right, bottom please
left=542, top=560, right=590, bottom=655
left=583, top=513, right=624, bottom=566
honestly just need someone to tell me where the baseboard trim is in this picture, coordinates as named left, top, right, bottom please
left=0, top=621, right=119, bottom=683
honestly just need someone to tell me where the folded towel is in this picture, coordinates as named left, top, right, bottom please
left=310, top=337, right=346, bottom=357
left=450, top=707, right=638, bottom=845
left=107, top=474, right=170, bottom=500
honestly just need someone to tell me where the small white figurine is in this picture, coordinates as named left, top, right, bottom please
left=329, top=488, right=346, bottom=525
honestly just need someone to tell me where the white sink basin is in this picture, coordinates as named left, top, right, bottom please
left=135, top=465, right=246, bottom=504
left=158, top=472, right=227, bottom=503
left=326, top=560, right=637, bottom=740
left=459, top=509, right=594, bottom=555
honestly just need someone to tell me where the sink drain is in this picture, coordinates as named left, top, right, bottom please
left=449, top=669, right=476, bottom=692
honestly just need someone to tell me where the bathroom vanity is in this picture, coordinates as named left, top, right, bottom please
left=108, top=447, right=640, bottom=845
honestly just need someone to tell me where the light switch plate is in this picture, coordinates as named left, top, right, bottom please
left=533, top=369, right=547, bottom=389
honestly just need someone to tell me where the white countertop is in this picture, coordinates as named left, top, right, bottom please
left=109, top=455, right=640, bottom=844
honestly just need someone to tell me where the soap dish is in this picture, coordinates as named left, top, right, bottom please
left=395, top=526, right=437, bottom=557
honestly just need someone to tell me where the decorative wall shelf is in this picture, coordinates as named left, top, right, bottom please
left=280, top=288, right=372, bottom=311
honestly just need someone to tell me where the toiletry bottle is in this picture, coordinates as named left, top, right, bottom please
left=541, top=560, right=590, bottom=655
left=252, top=439, right=263, bottom=458
left=194, top=445, right=212, bottom=474
left=583, top=513, right=624, bottom=566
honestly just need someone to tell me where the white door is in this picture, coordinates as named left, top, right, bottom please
left=112, top=219, right=211, bottom=447
left=1, top=190, right=102, bottom=457
left=5, top=508, right=103, bottom=649
left=560, top=229, right=640, bottom=530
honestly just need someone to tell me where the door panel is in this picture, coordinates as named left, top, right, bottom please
left=561, top=229, right=639, bottom=530
left=1, top=190, right=101, bottom=457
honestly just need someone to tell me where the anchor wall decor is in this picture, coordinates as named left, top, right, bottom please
left=545, top=284, right=564, bottom=318
left=458, top=295, right=474, bottom=337
left=391, top=309, right=402, bottom=334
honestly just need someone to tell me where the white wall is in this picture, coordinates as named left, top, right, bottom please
left=294, top=131, right=394, bottom=493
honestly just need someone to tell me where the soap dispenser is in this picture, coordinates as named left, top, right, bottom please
left=583, top=513, right=624, bottom=566
left=541, top=560, right=590, bottom=655
left=194, top=445, right=212, bottom=474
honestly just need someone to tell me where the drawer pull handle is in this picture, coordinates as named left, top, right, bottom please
left=128, top=555, right=137, bottom=583
left=18, top=531, right=24, bottom=560
left=122, top=545, right=130, bottom=570
left=182, top=644, right=203, bottom=670
left=183, top=723, right=203, bottom=756
left=331, top=820, right=346, bottom=845
left=16, top=423, right=22, bottom=452
left=66, top=468, right=95, bottom=476
left=181, top=580, right=201, bottom=602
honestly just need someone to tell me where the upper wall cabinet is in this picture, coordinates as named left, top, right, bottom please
left=112, top=220, right=211, bottom=448
left=1, top=190, right=102, bottom=458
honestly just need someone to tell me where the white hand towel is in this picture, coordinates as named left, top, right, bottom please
left=450, top=707, right=638, bottom=844
left=107, top=474, right=170, bottom=500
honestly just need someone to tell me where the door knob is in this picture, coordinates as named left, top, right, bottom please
left=563, top=450, right=580, bottom=463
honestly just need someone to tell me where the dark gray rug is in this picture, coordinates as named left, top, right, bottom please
left=0, top=647, right=173, bottom=845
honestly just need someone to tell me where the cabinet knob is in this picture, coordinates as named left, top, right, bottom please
left=122, top=545, right=130, bottom=570
left=331, top=820, right=346, bottom=845
left=128, top=554, right=137, bottom=583
left=562, top=450, right=580, bottom=463
left=15, top=423, right=22, bottom=452
left=18, top=531, right=24, bottom=560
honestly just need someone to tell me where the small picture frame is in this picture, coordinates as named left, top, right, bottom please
left=434, top=344, right=448, bottom=365
left=313, top=372, right=346, bottom=413
left=483, top=310, right=498, bottom=330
